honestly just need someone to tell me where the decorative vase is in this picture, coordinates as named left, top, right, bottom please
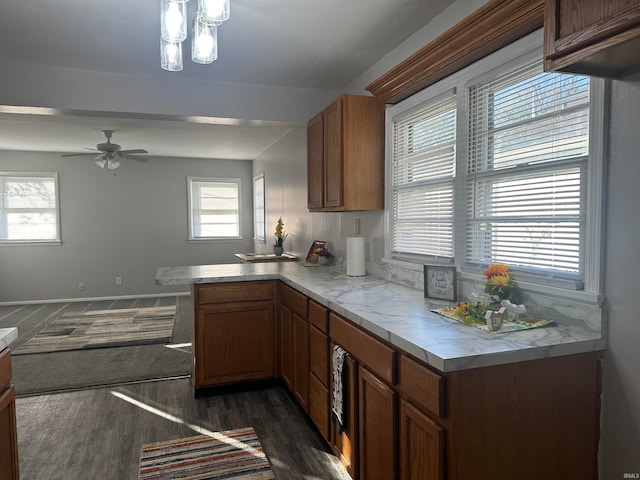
left=273, top=246, right=284, bottom=256
left=317, top=255, right=329, bottom=265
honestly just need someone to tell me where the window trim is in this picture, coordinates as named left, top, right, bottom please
left=384, top=30, right=606, bottom=300
left=187, top=176, right=243, bottom=242
left=0, top=171, right=61, bottom=246
left=253, top=172, right=266, bottom=243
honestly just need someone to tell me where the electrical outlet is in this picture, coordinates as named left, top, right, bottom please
left=78, top=282, right=85, bottom=291
left=115, top=276, right=122, bottom=286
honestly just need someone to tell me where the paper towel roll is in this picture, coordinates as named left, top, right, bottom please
left=347, top=236, right=366, bottom=277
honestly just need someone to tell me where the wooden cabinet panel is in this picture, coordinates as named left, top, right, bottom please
left=280, top=282, right=308, bottom=318
left=279, top=304, right=293, bottom=390
left=330, top=351, right=359, bottom=480
left=196, top=281, right=273, bottom=304
left=399, top=399, right=444, bottom=480
left=398, top=354, right=445, bottom=419
left=323, top=97, right=344, bottom=208
left=544, top=0, right=640, bottom=76
left=309, top=300, right=329, bottom=333
left=309, top=371, right=330, bottom=442
left=307, top=94, right=384, bottom=212
left=330, top=313, right=396, bottom=385
left=309, top=326, right=329, bottom=387
left=292, top=313, right=310, bottom=412
left=195, top=300, right=275, bottom=388
left=359, top=366, right=397, bottom=480
left=0, top=349, right=18, bottom=480
left=307, top=111, right=324, bottom=210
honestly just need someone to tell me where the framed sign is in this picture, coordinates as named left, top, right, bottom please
left=424, top=265, right=457, bottom=301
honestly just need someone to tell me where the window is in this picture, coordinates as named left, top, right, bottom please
left=390, top=91, right=457, bottom=260
left=188, top=177, right=241, bottom=240
left=0, top=172, right=60, bottom=244
left=466, top=59, right=590, bottom=280
left=386, top=32, right=605, bottom=294
left=253, top=173, right=265, bottom=242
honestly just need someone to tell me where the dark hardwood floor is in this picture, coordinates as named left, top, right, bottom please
left=15, top=377, right=351, bottom=480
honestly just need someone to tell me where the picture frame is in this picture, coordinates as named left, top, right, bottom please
left=424, top=265, right=457, bottom=301
left=305, top=240, right=327, bottom=263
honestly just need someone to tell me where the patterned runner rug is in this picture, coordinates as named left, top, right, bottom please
left=14, top=306, right=175, bottom=355
left=138, top=427, right=274, bottom=480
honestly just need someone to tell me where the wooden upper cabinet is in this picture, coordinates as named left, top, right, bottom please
left=307, top=94, right=385, bottom=212
left=544, top=0, right=640, bottom=77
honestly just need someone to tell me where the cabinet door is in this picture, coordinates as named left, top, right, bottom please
left=359, top=366, right=397, bottom=480
left=323, top=97, right=344, bottom=208
left=307, top=111, right=325, bottom=209
left=292, top=312, right=309, bottom=412
left=309, top=371, right=330, bottom=442
left=330, top=350, right=359, bottom=480
left=279, top=304, right=293, bottom=390
left=0, top=386, right=19, bottom=480
left=399, top=399, right=444, bottom=480
left=195, top=301, right=275, bottom=388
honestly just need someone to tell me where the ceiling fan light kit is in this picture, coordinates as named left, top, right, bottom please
left=61, top=130, right=149, bottom=171
left=160, top=0, right=229, bottom=71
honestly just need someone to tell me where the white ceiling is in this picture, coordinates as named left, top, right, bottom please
left=0, top=0, right=454, bottom=160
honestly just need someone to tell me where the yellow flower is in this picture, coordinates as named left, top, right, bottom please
left=274, top=217, right=284, bottom=238
left=488, top=274, right=511, bottom=287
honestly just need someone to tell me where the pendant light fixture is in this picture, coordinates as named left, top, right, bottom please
left=160, top=0, right=230, bottom=71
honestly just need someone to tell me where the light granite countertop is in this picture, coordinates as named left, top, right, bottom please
left=156, top=262, right=606, bottom=372
left=0, top=328, right=18, bottom=351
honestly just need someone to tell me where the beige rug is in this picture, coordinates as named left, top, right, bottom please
left=14, top=306, right=176, bottom=355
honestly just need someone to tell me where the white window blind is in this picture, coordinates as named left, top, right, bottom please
left=391, top=91, right=457, bottom=259
left=0, top=172, right=60, bottom=243
left=253, top=173, right=265, bottom=242
left=188, top=178, right=241, bottom=239
left=466, top=59, right=590, bottom=278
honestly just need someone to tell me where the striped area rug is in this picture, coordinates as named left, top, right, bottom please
left=138, top=427, right=275, bottom=480
left=14, top=306, right=175, bottom=355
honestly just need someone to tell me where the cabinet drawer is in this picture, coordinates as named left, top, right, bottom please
left=197, top=281, right=274, bottom=304
left=309, top=326, right=329, bottom=387
left=330, top=313, right=396, bottom=385
left=309, top=300, right=329, bottom=332
left=279, top=283, right=308, bottom=318
left=0, top=348, right=11, bottom=392
left=398, top=354, right=446, bottom=419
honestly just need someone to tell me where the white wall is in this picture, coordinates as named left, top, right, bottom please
left=0, top=150, right=254, bottom=302
left=255, top=0, right=640, bottom=476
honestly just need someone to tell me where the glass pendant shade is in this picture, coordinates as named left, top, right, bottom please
left=94, top=154, right=107, bottom=169
left=192, top=15, right=218, bottom=64
left=160, top=0, right=188, bottom=42
left=107, top=158, right=121, bottom=170
left=161, top=38, right=183, bottom=71
left=198, top=0, right=230, bottom=25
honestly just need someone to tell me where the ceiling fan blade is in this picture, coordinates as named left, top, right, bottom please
left=61, top=152, right=100, bottom=157
left=119, top=149, right=148, bottom=155
left=83, top=147, right=99, bottom=151
left=120, top=153, right=149, bottom=162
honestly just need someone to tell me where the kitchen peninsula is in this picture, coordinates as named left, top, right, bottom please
left=156, top=262, right=605, bottom=480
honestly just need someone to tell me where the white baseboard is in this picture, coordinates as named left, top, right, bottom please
left=0, top=291, right=191, bottom=306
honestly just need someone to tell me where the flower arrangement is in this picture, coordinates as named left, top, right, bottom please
left=313, top=245, right=334, bottom=264
left=274, top=217, right=288, bottom=247
left=483, top=263, right=517, bottom=303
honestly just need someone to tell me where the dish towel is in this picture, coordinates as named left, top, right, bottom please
left=331, top=344, right=349, bottom=434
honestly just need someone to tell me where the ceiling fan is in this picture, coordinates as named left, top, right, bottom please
left=61, top=130, right=150, bottom=170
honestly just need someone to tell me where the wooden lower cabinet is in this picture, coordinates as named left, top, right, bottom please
left=308, top=371, right=330, bottom=441
left=0, top=348, right=19, bottom=480
left=358, top=366, right=397, bottom=480
left=292, top=313, right=310, bottom=410
left=279, top=303, right=293, bottom=389
left=399, top=399, right=444, bottom=480
left=192, top=282, right=275, bottom=390
left=330, top=353, right=359, bottom=480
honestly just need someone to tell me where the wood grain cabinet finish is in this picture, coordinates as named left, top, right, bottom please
left=358, top=366, right=397, bottom=480
left=307, top=94, right=385, bottom=212
left=399, top=399, right=444, bottom=480
left=278, top=283, right=310, bottom=412
left=544, top=0, right=640, bottom=76
left=192, top=282, right=275, bottom=390
left=0, top=348, right=19, bottom=480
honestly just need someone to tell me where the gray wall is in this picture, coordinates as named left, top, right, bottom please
left=254, top=0, right=640, bottom=477
left=0, top=150, right=254, bottom=302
